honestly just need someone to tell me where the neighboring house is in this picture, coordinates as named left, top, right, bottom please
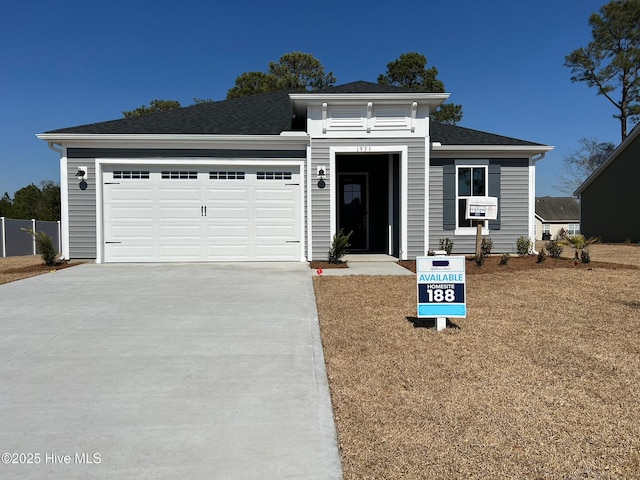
left=38, top=81, right=553, bottom=263
left=575, top=123, right=640, bottom=243
left=534, top=197, right=580, bottom=240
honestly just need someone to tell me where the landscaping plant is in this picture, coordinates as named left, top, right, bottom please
left=537, top=249, right=547, bottom=263
left=439, top=238, right=454, bottom=255
left=544, top=239, right=564, bottom=259
left=328, top=229, right=352, bottom=264
left=559, top=234, right=598, bottom=264
left=474, top=252, right=486, bottom=266
left=499, top=252, right=511, bottom=265
left=480, top=237, right=493, bottom=256
left=516, top=236, right=532, bottom=256
left=21, top=228, right=57, bottom=266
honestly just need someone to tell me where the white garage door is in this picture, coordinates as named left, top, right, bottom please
left=102, top=166, right=301, bottom=262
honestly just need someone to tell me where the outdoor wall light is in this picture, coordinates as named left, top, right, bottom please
left=77, top=166, right=88, bottom=190
left=76, top=166, right=88, bottom=181
left=317, top=166, right=326, bottom=189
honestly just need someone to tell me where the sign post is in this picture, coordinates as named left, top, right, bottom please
left=416, top=256, right=467, bottom=331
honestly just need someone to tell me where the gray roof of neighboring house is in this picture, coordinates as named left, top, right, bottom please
left=44, top=81, right=543, bottom=146
left=535, top=197, right=580, bottom=222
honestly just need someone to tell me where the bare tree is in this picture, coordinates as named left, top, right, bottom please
left=555, top=138, right=615, bottom=194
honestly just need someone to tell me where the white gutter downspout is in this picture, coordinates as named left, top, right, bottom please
left=47, top=142, right=62, bottom=154
left=529, top=152, right=547, bottom=254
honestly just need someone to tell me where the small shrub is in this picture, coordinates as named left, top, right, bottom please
left=439, top=238, right=454, bottom=255
left=480, top=237, right=493, bottom=256
left=499, top=253, right=511, bottom=265
left=427, top=250, right=435, bottom=256
left=544, top=239, right=564, bottom=259
left=580, top=249, right=591, bottom=264
left=556, top=228, right=568, bottom=240
left=537, top=249, right=547, bottom=263
left=474, top=252, right=486, bottom=266
left=21, top=228, right=57, bottom=266
left=328, top=229, right=352, bottom=264
left=558, top=234, right=598, bottom=262
left=516, top=236, right=532, bottom=256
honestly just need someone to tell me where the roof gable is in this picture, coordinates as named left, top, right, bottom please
left=535, top=197, right=580, bottom=221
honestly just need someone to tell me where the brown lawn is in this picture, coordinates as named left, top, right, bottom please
left=314, top=244, right=640, bottom=479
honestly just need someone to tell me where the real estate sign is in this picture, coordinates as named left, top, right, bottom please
left=416, top=256, right=467, bottom=318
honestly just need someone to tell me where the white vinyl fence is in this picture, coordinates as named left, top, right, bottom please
left=0, top=217, right=61, bottom=257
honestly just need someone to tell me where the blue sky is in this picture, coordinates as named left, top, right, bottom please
left=1, top=0, right=625, bottom=198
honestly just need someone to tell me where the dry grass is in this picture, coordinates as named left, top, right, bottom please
left=314, top=245, right=640, bottom=479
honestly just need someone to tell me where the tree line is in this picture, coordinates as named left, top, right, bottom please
left=122, top=51, right=464, bottom=125
left=0, top=181, right=61, bottom=221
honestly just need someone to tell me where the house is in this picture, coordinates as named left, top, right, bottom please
left=37, top=81, right=553, bottom=263
left=534, top=197, right=580, bottom=240
left=575, top=123, right=640, bottom=243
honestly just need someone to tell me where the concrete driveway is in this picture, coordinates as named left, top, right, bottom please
left=0, top=263, right=342, bottom=479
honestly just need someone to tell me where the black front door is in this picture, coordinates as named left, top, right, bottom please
left=338, top=174, right=367, bottom=250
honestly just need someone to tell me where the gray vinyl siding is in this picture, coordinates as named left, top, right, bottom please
left=309, top=138, right=425, bottom=260
left=67, top=148, right=306, bottom=159
left=429, top=159, right=530, bottom=254
left=580, top=135, right=640, bottom=243
left=67, top=158, right=97, bottom=259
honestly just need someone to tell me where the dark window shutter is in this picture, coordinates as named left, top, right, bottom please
left=443, top=164, right=456, bottom=230
left=488, top=164, right=501, bottom=230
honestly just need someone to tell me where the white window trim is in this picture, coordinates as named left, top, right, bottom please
left=454, top=159, right=489, bottom=236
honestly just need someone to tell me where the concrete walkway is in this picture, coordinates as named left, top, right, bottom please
left=0, top=263, right=342, bottom=479
left=316, top=254, right=414, bottom=276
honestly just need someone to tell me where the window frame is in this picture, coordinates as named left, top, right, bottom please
left=454, top=160, right=489, bottom=235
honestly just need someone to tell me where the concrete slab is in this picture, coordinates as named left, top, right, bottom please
left=0, top=263, right=342, bottom=480
left=312, top=254, right=414, bottom=276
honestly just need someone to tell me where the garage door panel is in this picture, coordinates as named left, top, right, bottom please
left=255, top=188, right=296, bottom=201
left=206, top=245, right=250, bottom=261
left=209, top=207, right=250, bottom=219
left=103, top=165, right=301, bottom=262
left=255, top=207, right=297, bottom=221
left=255, top=225, right=296, bottom=238
left=109, top=187, right=154, bottom=202
left=106, top=245, right=154, bottom=262
left=206, top=189, right=250, bottom=201
left=159, top=188, right=201, bottom=201
left=207, top=225, right=249, bottom=237
left=255, top=244, right=298, bottom=260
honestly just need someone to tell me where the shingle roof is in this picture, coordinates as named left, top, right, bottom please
left=312, top=80, right=427, bottom=94
left=535, top=197, right=580, bottom=221
left=44, top=81, right=543, bottom=146
left=430, top=122, right=542, bottom=146
left=46, top=89, right=299, bottom=135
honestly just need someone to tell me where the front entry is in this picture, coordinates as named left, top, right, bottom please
left=335, top=153, right=400, bottom=255
left=338, top=173, right=368, bottom=250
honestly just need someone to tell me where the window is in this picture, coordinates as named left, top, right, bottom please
left=210, top=171, right=245, bottom=180
left=568, top=224, right=580, bottom=235
left=113, top=170, right=149, bottom=179
left=161, top=171, right=197, bottom=180
left=457, top=166, right=487, bottom=228
left=542, top=224, right=551, bottom=234
left=257, top=171, right=292, bottom=180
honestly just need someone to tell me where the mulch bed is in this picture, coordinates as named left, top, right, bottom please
left=2, top=261, right=77, bottom=275
left=309, top=260, right=349, bottom=270
left=397, top=254, right=640, bottom=275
